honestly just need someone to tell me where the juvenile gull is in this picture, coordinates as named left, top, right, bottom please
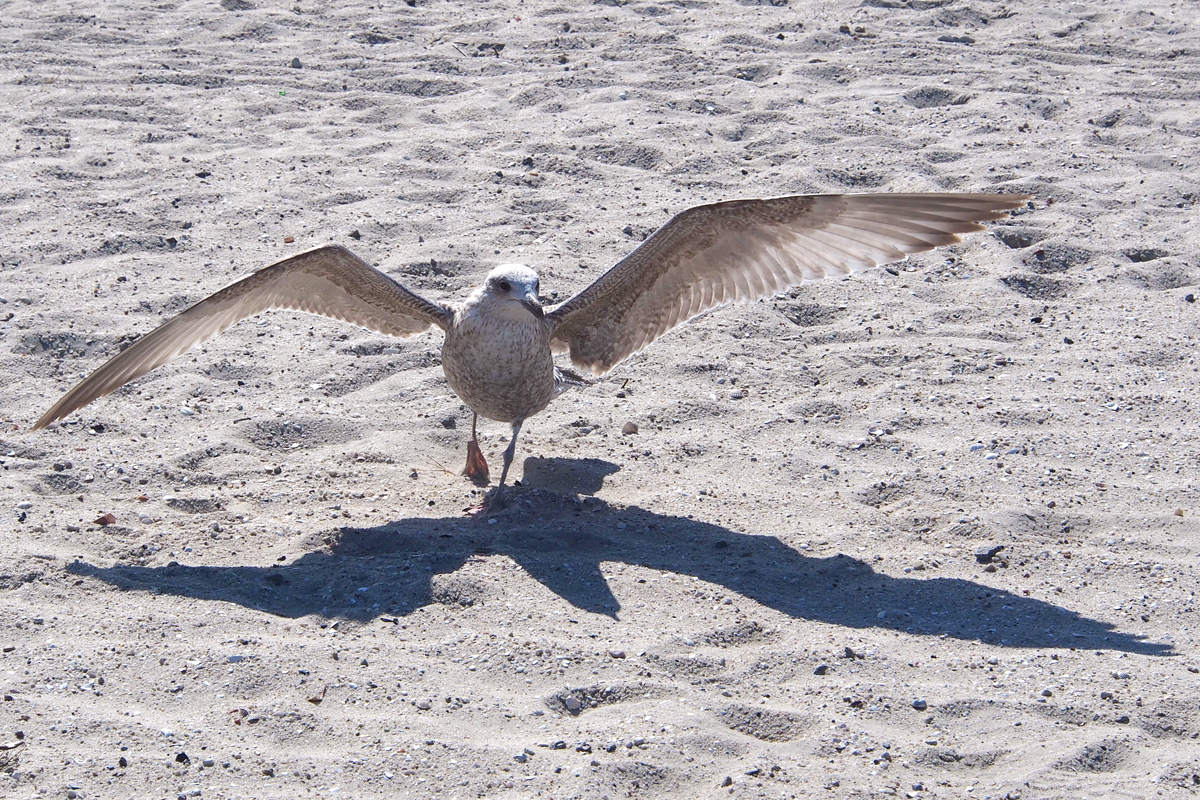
left=33, top=192, right=1028, bottom=512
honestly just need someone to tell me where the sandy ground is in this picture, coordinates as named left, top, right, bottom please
left=2, top=0, right=1200, bottom=797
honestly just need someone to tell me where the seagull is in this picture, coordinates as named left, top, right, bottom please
left=33, top=192, right=1028, bottom=513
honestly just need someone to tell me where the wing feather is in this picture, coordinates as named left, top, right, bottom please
left=547, top=192, right=1028, bottom=374
left=34, top=244, right=451, bottom=429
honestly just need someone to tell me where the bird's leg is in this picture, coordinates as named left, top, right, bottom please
left=475, top=418, right=523, bottom=516
left=463, top=412, right=489, bottom=482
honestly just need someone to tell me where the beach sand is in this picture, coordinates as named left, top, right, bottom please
left=2, top=0, right=1199, bottom=796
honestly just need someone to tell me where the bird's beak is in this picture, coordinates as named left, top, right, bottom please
left=520, top=292, right=544, bottom=319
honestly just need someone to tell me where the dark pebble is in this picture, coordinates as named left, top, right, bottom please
left=912, top=699, right=928, bottom=711
left=814, top=664, right=829, bottom=675
left=290, top=57, right=302, bottom=68
left=1115, top=715, right=1130, bottom=724
left=975, top=545, right=1005, bottom=564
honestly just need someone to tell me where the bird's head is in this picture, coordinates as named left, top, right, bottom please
left=482, top=264, right=543, bottom=320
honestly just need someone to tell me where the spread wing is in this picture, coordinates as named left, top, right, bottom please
left=34, top=244, right=452, bottom=429
left=547, top=192, right=1028, bottom=374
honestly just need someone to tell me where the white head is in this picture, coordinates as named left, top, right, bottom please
left=481, top=264, right=543, bottom=319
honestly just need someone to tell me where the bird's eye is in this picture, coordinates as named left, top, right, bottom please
left=498, top=280, right=512, bottom=292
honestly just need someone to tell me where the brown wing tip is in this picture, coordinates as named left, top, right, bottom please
left=32, top=400, right=71, bottom=431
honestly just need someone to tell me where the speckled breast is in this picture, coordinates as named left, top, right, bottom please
left=440, top=310, right=557, bottom=423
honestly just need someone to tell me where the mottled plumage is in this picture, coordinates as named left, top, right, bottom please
left=33, top=191, right=1028, bottom=512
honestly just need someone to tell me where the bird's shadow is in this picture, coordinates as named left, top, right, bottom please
left=67, top=481, right=1171, bottom=656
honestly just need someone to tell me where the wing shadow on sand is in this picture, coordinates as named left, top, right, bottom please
left=67, top=483, right=1172, bottom=656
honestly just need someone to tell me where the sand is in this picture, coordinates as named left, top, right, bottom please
left=2, top=0, right=1200, bottom=797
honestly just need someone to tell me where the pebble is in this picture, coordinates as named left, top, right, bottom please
left=16, top=501, right=32, bottom=510
left=975, top=545, right=1004, bottom=564
left=912, top=699, right=927, bottom=711
left=564, top=696, right=582, bottom=712
left=416, top=700, right=432, bottom=710
left=608, top=649, right=626, bottom=659
left=1041, top=688, right=1053, bottom=697
left=290, top=57, right=303, bottom=69
left=814, top=664, right=829, bottom=675
left=513, top=753, right=527, bottom=763
left=621, top=422, right=638, bottom=435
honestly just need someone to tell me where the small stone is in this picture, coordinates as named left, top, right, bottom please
left=1115, top=715, right=1130, bottom=724
left=551, top=740, right=567, bottom=750
left=814, top=664, right=829, bottom=675
left=912, top=699, right=927, bottom=711
left=1175, top=509, right=1185, bottom=517
left=16, top=501, right=32, bottom=510
left=94, top=512, right=117, bottom=526
left=513, top=753, right=527, bottom=763
left=975, top=545, right=1004, bottom=564
left=575, top=741, right=592, bottom=753
left=1041, top=688, right=1053, bottom=697
left=621, top=422, right=638, bottom=435
left=721, top=776, right=733, bottom=787
left=608, top=649, right=626, bottom=659
left=416, top=700, right=432, bottom=710
left=290, top=57, right=302, bottom=69
left=202, top=758, right=215, bottom=767
left=564, top=696, right=582, bottom=712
